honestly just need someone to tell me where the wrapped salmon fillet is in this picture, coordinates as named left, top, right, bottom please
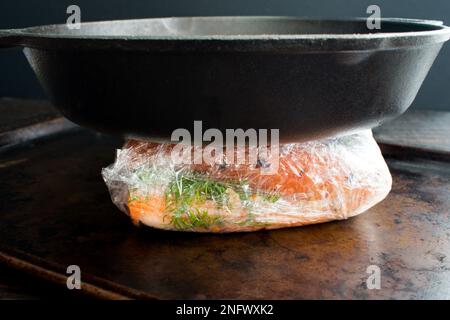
left=102, top=130, right=391, bottom=232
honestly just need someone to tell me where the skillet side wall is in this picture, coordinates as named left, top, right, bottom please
left=23, top=44, right=443, bottom=143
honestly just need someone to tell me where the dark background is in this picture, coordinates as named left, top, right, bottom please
left=0, top=0, right=449, bottom=110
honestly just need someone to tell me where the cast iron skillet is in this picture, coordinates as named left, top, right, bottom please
left=1, top=17, right=450, bottom=143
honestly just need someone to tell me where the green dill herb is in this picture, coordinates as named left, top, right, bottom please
left=165, top=174, right=229, bottom=230
left=170, top=208, right=223, bottom=230
left=260, top=193, right=280, bottom=203
left=128, top=195, right=139, bottom=204
left=165, top=175, right=229, bottom=206
left=235, top=210, right=268, bottom=228
left=161, top=172, right=279, bottom=230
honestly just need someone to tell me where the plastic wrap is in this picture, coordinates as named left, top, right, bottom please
left=102, top=130, right=391, bottom=232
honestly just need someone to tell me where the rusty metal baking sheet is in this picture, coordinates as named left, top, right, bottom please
left=0, top=128, right=450, bottom=299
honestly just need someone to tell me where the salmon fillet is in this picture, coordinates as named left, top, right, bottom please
left=103, top=130, right=391, bottom=232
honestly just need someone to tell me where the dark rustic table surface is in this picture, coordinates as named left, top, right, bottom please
left=0, top=98, right=449, bottom=299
